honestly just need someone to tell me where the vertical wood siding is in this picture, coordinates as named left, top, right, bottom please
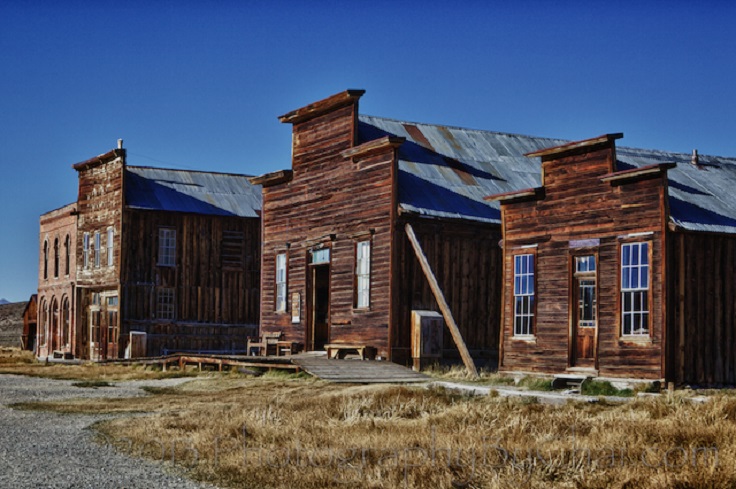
left=668, top=231, right=736, bottom=384
left=121, top=210, right=260, bottom=355
left=392, top=217, right=502, bottom=366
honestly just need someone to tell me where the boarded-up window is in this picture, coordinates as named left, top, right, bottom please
left=355, top=240, right=371, bottom=309
left=275, top=253, right=287, bottom=312
left=158, top=228, right=176, bottom=267
left=157, top=287, right=176, bottom=320
left=621, top=242, right=649, bottom=336
left=221, top=231, right=245, bottom=270
left=513, top=254, right=535, bottom=336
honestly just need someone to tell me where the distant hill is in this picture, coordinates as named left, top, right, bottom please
left=0, top=299, right=9, bottom=305
left=0, top=301, right=26, bottom=347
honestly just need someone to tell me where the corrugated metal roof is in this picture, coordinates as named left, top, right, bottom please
left=125, top=166, right=262, bottom=218
left=359, top=115, right=565, bottom=224
left=360, top=115, right=736, bottom=233
left=617, top=147, right=736, bottom=234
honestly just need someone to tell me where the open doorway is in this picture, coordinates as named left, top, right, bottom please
left=307, top=247, right=331, bottom=351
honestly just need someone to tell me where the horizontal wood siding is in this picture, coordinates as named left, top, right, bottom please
left=668, top=231, right=736, bottom=385
left=260, top=99, right=395, bottom=357
left=393, top=217, right=502, bottom=366
left=500, top=144, right=666, bottom=379
left=121, top=210, right=260, bottom=356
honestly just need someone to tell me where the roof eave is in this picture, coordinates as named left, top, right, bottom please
left=278, top=89, right=365, bottom=124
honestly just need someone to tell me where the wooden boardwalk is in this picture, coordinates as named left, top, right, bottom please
left=291, top=354, right=429, bottom=383
left=106, top=352, right=429, bottom=383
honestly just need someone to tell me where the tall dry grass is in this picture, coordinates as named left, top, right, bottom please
left=24, top=373, right=736, bottom=489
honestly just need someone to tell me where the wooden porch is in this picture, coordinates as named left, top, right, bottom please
left=105, top=352, right=429, bottom=383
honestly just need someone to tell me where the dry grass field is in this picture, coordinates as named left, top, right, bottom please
left=8, top=354, right=736, bottom=489
left=0, top=347, right=193, bottom=381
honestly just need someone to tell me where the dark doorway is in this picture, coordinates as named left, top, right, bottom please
left=571, top=255, right=598, bottom=368
left=308, top=264, right=330, bottom=350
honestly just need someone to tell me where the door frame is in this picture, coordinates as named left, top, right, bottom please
left=568, top=251, right=599, bottom=369
left=306, top=246, right=331, bottom=351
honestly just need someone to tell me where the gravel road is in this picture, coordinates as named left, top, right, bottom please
left=0, top=374, right=219, bottom=489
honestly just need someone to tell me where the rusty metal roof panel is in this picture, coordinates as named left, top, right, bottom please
left=125, top=166, right=262, bottom=217
left=359, top=115, right=566, bottom=224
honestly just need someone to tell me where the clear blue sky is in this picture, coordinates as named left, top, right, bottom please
left=1, top=1, right=734, bottom=303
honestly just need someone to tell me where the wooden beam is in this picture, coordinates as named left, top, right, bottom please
left=404, top=223, right=478, bottom=378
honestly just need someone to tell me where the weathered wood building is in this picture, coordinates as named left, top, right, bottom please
left=21, top=294, right=37, bottom=351
left=488, top=134, right=736, bottom=385
left=36, top=142, right=261, bottom=360
left=253, top=90, right=566, bottom=366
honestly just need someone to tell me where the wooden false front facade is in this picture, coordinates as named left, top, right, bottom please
left=491, top=135, right=670, bottom=380
left=256, top=90, right=502, bottom=365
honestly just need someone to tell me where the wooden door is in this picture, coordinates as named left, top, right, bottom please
left=89, top=308, right=102, bottom=361
left=571, top=255, right=597, bottom=367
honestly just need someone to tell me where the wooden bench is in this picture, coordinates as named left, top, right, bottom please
left=324, top=343, right=377, bottom=361
left=247, top=332, right=283, bottom=356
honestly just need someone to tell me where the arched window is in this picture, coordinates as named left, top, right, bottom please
left=54, top=238, right=59, bottom=278
left=51, top=298, right=59, bottom=351
left=43, top=240, right=48, bottom=280
left=61, top=297, right=70, bottom=347
left=64, top=235, right=71, bottom=276
left=39, top=299, right=48, bottom=346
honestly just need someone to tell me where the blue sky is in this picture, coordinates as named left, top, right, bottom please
left=0, top=1, right=734, bottom=302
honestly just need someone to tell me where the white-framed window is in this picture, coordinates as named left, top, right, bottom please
left=513, top=254, right=535, bottom=336
left=83, top=233, right=90, bottom=270
left=275, top=253, right=287, bottom=312
left=158, top=228, right=176, bottom=266
left=621, top=242, right=650, bottom=336
left=94, top=231, right=101, bottom=268
left=355, top=240, right=371, bottom=309
left=107, top=227, right=114, bottom=267
left=156, top=288, right=176, bottom=320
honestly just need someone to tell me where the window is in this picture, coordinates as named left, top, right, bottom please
left=53, top=238, right=59, bottom=278
left=158, top=228, right=176, bottom=266
left=221, top=230, right=245, bottom=269
left=61, top=297, right=70, bottom=347
left=107, top=228, right=114, bottom=267
left=355, top=240, right=371, bottom=308
left=83, top=233, right=90, bottom=269
left=275, top=253, right=287, bottom=312
left=94, top=231, right=101, bottom=268
left=43, top=240, right=48, bottom=280
left=513, top=254, right=535, bottom=336
left=64, top=235, right=71, bottom=275
left=157, top=288, right=176, bottom=320
left=621, top=242, right=650, bottom=336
